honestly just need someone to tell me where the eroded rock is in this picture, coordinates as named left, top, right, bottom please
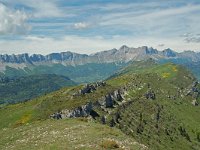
left=51, top=86, right=127, bottom=119
left=73, top=81, right=106, bottom=96
left=105, top=94, right=114, bottom=108
left=191, top=99, right=199, bottom=106
left=145, top=90, right=156, bottom=100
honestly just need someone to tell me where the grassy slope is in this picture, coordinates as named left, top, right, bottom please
left=0, top=61, right=200, bottom=149
left=0, top=119, right=145, bottom=150
left=158, top=58, right=200, bottom=81
left=0, top=81, right=125, bottom=129
left=0, top=77, right=145, bottom=149
left=107, top=61, right=200, bottom=149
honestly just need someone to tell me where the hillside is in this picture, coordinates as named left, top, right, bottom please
left=0, top=61, right=200, bottom=149
left=0, top=74, right=76, bottom=104
left=1, top=45, right=200, bottom=83
left=0, top=62, right=127, bottom=83
left=158, top=58, right=200, bottom=80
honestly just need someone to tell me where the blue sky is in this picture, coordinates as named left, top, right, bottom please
left=0, top=0, right=200, bottom=54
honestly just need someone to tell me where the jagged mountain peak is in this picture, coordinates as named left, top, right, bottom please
left=119, top=45, right=129, bottom=50
left=0, top=45, right=199, bottom=66
left=145, top=47, right=158, bottom=55
left=162, top=48, right=177, bottom=57
left=91, top=48, right=118, bottom=56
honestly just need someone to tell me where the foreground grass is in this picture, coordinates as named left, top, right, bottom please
left=0, top=119, right=146, bottom=150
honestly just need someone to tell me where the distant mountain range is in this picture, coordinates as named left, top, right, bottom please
left=0, top=45, right=200, bottom=82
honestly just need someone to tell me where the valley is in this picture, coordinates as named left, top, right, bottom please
left=0, top=74, right=76, bottom=104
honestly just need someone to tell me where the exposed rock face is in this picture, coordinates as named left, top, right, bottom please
left=191, top=100, right=199, bottom=106
left=145, top=47, right=158, bottom=55
left=80, top=84, right=96, bottom=94
left=73, top=82, right=106, bottom=96
left=0, top=46, right=194, bottom=65
left=50, top=87, right=127, bottom=119
left=185, top=81, right=200, bottom=106
left=186, top=81, right=200, bottom=98
left=112, top=89, right=124, bottom=101
left=65, top=102, right=93, bottom=118
left=114, top=112, right=121, bottom=123
left=0, top=52, right=87, bottom=64
left=145, top=90, right=156, bottom=100
left=0, top=53, right=32, bottom=63
left=97, top=88, right=127, bottom=108
left=105, top=94, right=114, bottom=108
left=50, top=112, right=62, bottom=119
left=109, top=118, right=116, bottom=127
left=101, top=116, right=106, bottom=124
left=1, top=45, right=200, bottom=74
left=162, top=48, right=177, bottom=57
left=50, top=102, right=93, bottom=119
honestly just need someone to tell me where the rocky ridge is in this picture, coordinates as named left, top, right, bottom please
left=1, top=46, right=200, bottom=69
left=50, top=72, right=200, bottom=132
left=186, top=81, right=200, bottom=106
left=50, top=82, right=128, bottom=121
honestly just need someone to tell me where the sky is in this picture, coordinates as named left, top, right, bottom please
left=0, top=0, right=200, bottom=54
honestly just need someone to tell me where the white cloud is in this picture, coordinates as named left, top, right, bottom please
left=93, top=3, right=200, bottom=44
left=0, top=35, right=200, bottom=55
left=181, top=33, right=192, bottom=37
left=29, top=0, right=65, bottom=18
left=100, top=4, right=200, bottom=26
left=0, top=3, right=31, bottom=35
left=73, top=22, right=90, bottom=29
left=183, top=34, right=200, bottom=43
left=1, top=0, right=72, bottom=18
left=24, top=36, right=47, bottom=41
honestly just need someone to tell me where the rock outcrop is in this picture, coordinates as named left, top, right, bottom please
left=185, top=81, right=200, bottom=106
left=50, top=102, right=93, bottom=119
left=96, top=88, right=127, bottom=109
left=191, top=99, right=199, bottom=106
left=64, top=102, right=93, bottom=118
left=104, top=94, right=114, bottom=108
left=73, top=82, right=106, bottom=96
left=50, top=87, right=127, bottom=119
left=145, top=90, right=156, bottom=100
left=162, top=48, right=177, bottom=57
left=50, top=112, right=62, bottom=119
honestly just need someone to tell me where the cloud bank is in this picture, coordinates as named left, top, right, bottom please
left=0, top=3, right=31, bottom=35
